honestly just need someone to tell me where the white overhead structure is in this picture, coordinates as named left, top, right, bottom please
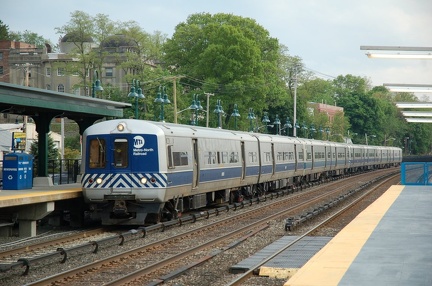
left=360, top=45, right=432, bottom=123
left=396, top=103, right=432, bottom=123
left=360, top=46, right=432, bottom=59
left=384, top=83, right=432, bottom=93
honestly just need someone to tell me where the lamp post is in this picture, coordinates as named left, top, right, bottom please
left=247, top=108, right=256, bottom=132
left=310, top=124, right=316, bottom=139
left=283, top=117, right=292, bottom=136
left=213, top=99, right=224, bottom=128
left=384, top=136, right=396, bottom=146
left=231, top=104, right=241, bottom=130
left=273, top=115, right=281, bottom=135
left=365, top=133, right=376, bottom=145
left=262, top=112, right=270, bottom=133
left=294, top=121, right=300, bottom=137
left=128, top=79, right=145, bottom=119
left=301, top=121, right=308, bottom=138
left=91, top=70, right=103, bottom=98
left=188, top=94, right=199, bottom=125
left=325, top=127, right=330, bottom=140
left=154, top=86, right=170, bottom=122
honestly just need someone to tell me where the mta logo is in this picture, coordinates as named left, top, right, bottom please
left=133, top=136, right=145, bottom=148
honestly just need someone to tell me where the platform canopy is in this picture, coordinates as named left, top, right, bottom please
left=0, top=82, right=131, bottom=180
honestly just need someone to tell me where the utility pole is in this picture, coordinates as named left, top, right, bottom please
left=204, top=92, right=214, bottom=127
left=164, top=75, right=185, bottom=124
left=293, top=65, right=298, bottom=137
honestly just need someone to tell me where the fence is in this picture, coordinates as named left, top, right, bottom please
left=0, top=159, right=81, bottom=186
left=400, top=162, right=432, bottom=185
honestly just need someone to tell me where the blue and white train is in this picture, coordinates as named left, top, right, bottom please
left=81, top=119, right=402, bottom=225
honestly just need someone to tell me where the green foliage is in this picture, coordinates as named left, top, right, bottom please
left=64, top=147, right=81, bottom=159
left=0, top=20, right=11, bottom=40
left=30, top=134, right=60, bottom=160
left=8, top=30, right=51, bottom=48
left=163, top=13, right=286, bottom=131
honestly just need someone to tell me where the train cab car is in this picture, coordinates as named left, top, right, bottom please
left=82, top=120, right=170, bottom=224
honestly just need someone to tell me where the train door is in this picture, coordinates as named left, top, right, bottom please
left=294, top=144, right=298, bottom=171
left=241, top=141, right=246, bottom=180
left=108, top=136, right=132, bottom=193
left=324, top=146, right=328, bottom=168
left=271, top=143, right=275, bottom=176
left=192, top=139, right=199, bottom=189
left=311, top=145, right=314, bottom=169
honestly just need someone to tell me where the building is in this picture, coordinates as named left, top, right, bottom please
left=307, top=102, right=344, bottom=122
left=0, top=40, right=36, bottom=84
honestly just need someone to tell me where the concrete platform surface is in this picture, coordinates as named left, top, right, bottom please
left=284, top=185, right=432, bottom=286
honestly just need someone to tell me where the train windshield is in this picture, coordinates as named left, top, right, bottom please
left=89, top=138, right=106, bottom=168
left=113, top=138, right=128, bottom=168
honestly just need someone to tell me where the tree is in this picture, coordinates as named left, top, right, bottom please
left=30, top=134, right=60, bottom=160
left=163, top=13, right=285, bottom=130
left=333, top=74, right=370, bottom=99
left=0, top=20, right=11, bottom=40
left=8, top=30, right=51, bottom=48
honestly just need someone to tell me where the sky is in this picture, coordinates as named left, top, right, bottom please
left=2, top=0, right=431, bottom=98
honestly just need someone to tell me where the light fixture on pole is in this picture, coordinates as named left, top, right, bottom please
left=231, top=104, right=240, bottom=130
left=91, top=70, right=103, bottom=98
left=283, top=117, right=292, bottom=136
left=247, top=108, right=256, bottom=132
left=262, top=112, right=270, bottom=133
left=273, top=115, right=281, bottom=135
left=213, top=99, right=224, bottom=128
left=365, top=133, right=376, bottom=145
left=154, top=86, right=170, bottom=122
left=128, top=79, right=145, bottom=119
left=301, top=121, right=308, bottom=138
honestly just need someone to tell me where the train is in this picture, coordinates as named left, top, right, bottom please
left=81, top=119, right=402, bottom=225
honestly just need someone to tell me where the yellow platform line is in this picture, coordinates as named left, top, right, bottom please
left=284, top=185, right=404, bottom=286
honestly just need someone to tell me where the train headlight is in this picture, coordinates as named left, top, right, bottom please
left=117, top=123, right=126, bottom=132
left=140, top=177, right=148, bottom=184
left=96, top=177, right=103, bottom=184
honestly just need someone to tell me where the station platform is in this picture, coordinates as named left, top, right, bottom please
left=0, top=183, right=82, bottom=237
left=0, top=183, right=81, bottom=208
left=281, top=185, right=432, bottom=285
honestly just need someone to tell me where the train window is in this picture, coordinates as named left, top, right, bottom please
left=264, top=152, right=271, bottom=162
left=167, top=145, right=174, bottom=168
left=113, top=139, right=128, bottom=168
left=205, top=152, right=216, bottom=165
left=298, top=151, right=304, bottom=160
left=277, top=152, right=283, bottom=161
left=288, top=152, right=294, bottom=161
left=173, top=151, right=189, bottom=166
left=283, top=152, right=289, bottom=161
left=89, top=138, right=106, bottom=168
left=221, top=152, right=229, bottom=163
left=248, top=152, right=258, bottom=163
left=229, top=152, right=239, bottom=163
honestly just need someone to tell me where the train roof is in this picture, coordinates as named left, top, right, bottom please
left=83, top=119, right=402, bottom=152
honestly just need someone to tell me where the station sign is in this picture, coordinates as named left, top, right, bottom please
left=12, top=132, right=26, bottom=151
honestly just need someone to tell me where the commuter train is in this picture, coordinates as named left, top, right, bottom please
left=81, top=119, right=402, bottom=225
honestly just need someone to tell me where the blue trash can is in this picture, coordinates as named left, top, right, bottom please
left=2, top=153, right=33, bottom=190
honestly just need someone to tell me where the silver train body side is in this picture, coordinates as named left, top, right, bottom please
left=81, top=119, right=402, bottom=225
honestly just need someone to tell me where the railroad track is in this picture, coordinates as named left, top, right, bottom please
left=226, top=173, right=400, bottom=285
left=19, top=169, right=397, bottom=285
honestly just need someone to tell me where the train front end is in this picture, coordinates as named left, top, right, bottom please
left=81, top=120, right=167, bottom=225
